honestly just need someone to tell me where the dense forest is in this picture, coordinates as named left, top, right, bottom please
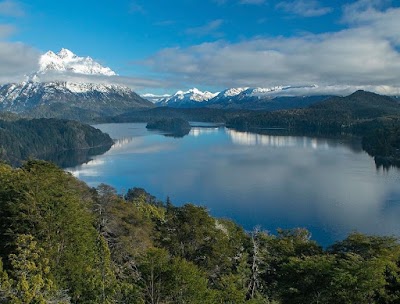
left=0, top=161, right=399, bottom=303
left=0, top=118, right=113, bottom=166
left=146, top=118, right=191, bottom=137
left=97, top=107, right=249, bottom=124
left=226, top=91, right=400, bottom=166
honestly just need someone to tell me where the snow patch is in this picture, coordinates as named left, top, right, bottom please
left=38, top=48, right=116, bottom=77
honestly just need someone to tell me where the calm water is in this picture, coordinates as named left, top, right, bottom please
left=67, top=123, right=400, bottom=246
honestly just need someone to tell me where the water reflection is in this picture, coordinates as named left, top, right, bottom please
left=67, top=123, right=400, bottom=246
left=226, top=129, right=363, bottom=153
left=190, top=127, right=220, bottom=137
left=107, top=137, right=133, bottom=151
left=227, top=129, right=330, bottom=149
left=42, top=144, right=112, bottom=168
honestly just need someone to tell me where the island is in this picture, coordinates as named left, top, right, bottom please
left=146, top=118, right=191, bottom=137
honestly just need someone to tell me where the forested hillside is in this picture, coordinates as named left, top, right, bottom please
left=0, top=119, right=113, bottom=166
left=227, top=91, right=400, bottom=166
left=0, top=161, right=399, bottom=303
left=99, top=107, right=249, bottom=124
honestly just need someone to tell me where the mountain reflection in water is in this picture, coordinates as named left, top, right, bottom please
left=66, top=123, right=400, bottom=246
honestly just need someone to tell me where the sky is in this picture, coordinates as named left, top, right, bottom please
left=1, top=0, right=400, bottom=95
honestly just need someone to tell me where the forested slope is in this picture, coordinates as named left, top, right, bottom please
left=227, top=90, right=400, bottom=166
left=0, top=118, right=113, bottom=166
left=0, top=161, right=399, bottom=303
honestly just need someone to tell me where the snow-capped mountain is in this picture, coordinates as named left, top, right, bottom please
left=141, top=93, right=171, bottom=103
left=38, top=48, right=116, bottom=76
left=146, top=85, right=330, bottom=110
left=0, top=48, right=153, bottom=120
left=210, top=86, right=292, bottom=103
left=156, top=88, right=219, bottom=106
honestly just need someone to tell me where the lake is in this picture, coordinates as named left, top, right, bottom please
left=67, top=123, right=400, bottom=246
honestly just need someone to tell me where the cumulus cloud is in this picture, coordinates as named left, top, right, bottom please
left=0, top=42, right=40, bottom=83
left=0, top=24, right=15, bottom=38
left=0, top=0, right=24, bottom=17
left=143, top=2, right=400, bottom=95
left=276, top=0, right=333, bottom=17
left=0, top=41, right=167, bottom=90
left=342, top=0, right=392, bottom=22
left=37, top=72, right=169, bottom=91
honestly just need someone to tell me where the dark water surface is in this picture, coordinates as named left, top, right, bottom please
left=67, top=123, right=400, bottom=246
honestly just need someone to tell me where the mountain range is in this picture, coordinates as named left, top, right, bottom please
left=144, top=86, right=333, bottom=110
left=0, top=49, right=153, bottom=121
left=1, top=48, right=398, bottom=122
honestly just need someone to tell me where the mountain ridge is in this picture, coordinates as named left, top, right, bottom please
left=146, top=85, right=330, bottom=110
left=0, top=48, right=153, bottom=121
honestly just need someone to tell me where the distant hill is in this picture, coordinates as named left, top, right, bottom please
left=99, top=107, right=249, bottom=123
left=310, top=90, right=400, bottom=118
left=227, top=90, right=400, bottom=131
left=0, top=118, right=113, bottom=166
left=226, top=90, right=400, bottom=166
left=207, top=95, right=332, bottom=110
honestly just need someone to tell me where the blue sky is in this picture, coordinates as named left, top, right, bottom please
left=1, top=0, right=400, bottom=95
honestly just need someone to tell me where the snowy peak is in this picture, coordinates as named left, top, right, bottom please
left=221, top=87, right=249, bottom=97
left=0, top=48, right=154, bottom=120
left=141, top=93, right=171, bottom=103
left=241, top=86, right=288, bottom=97
left=58, top=48, right=76, bottom=59
left=157, top=88, right=219, bottom=105
left=173, top=88, right=218, bottom=102
left=148, top=84, right=322, bottom=108
left=38, top=48, right=117, bottom=76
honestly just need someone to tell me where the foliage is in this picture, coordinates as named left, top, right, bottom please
left=0, top=118, right=113, bottom=166
left=0, top=161, right=115, bottom=303
left=146, top=118, right=191, bottom=132
left=1, top=161, right=400, bottom=303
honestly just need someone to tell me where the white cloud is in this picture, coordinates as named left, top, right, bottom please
left=0, top=0, right=24, bottom=17
left=143, top=3, right=400, bottom=95
left=0, top=42, right=40, bottom=83
left=0, top=43, right=168, bottom=90
left=0, top=24, right=15, bottom=38
left=37, top=72, right=169, bottom=91
left=276, top=0, right=333, bottom=17
left=342, top=0, right=392, bottom=22
left=185, top=19, right=224, bottom=37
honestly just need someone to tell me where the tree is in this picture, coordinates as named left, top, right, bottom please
left=247, top=228, right=270, bottom=301
left=157, top=204, right=247, bottom=279
left=5, top=234, right=70, bottom=304
left=0, top=161, right=116, bottom=303
left=0, top=258, right=12, bottom=303
left=138, top=248, right=214, bottom=304
left=138, top=248, right=171, bottom=304
left=279, top=254, right=336, bottom=304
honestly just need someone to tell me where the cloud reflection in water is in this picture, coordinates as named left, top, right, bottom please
left=68, top=124, right=400, bottom=245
